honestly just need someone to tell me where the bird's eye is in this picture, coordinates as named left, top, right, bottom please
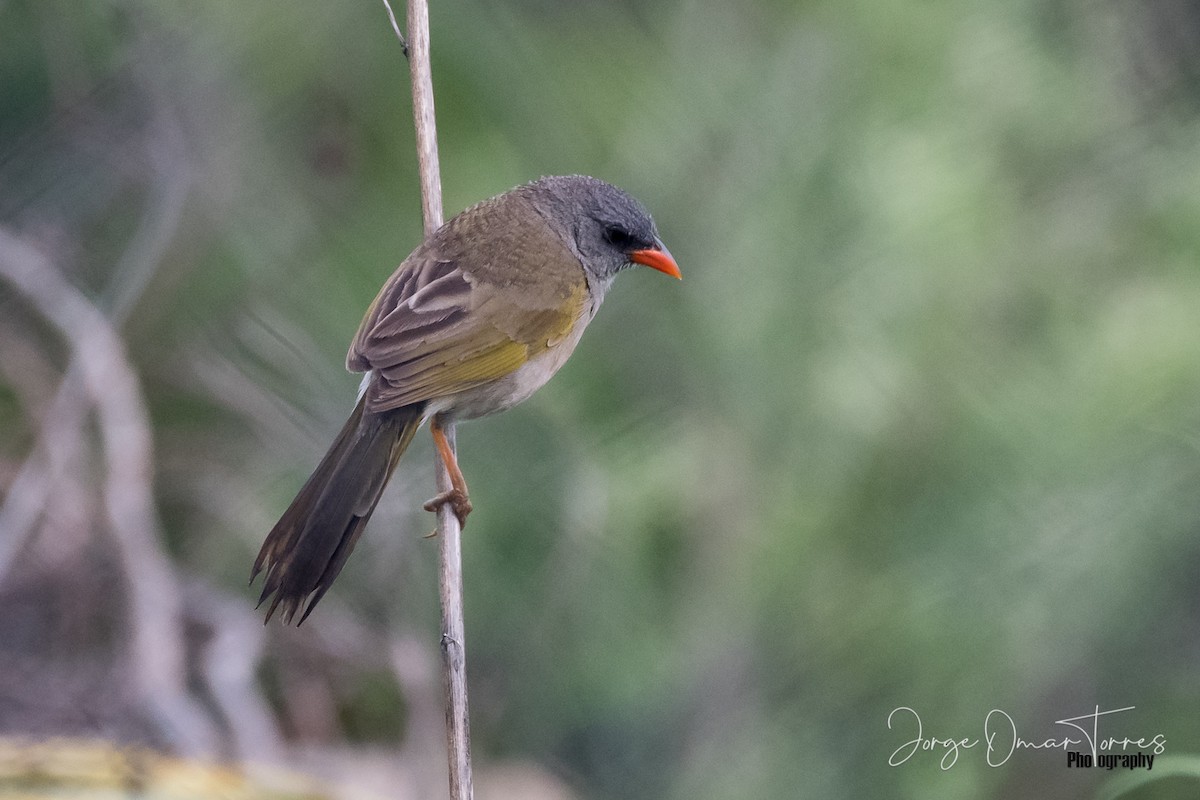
left=603, top=225, right=636, bottom=249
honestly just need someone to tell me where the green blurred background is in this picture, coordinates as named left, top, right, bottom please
left=2, top=0, right=1200, bottom=798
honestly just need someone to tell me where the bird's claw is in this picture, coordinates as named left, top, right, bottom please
left=423, top=488, right=472, bottom=528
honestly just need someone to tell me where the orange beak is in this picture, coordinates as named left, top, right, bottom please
left=630, top=238, right=682, bottom=279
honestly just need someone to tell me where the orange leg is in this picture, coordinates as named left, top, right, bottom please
left=422, top=416, right=473, bottom=526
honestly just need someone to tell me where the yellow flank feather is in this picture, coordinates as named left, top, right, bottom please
left=435, top=338, right=529, bottom=386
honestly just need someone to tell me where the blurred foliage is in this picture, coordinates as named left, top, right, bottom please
left=3, top=0, right=1200, bottom=798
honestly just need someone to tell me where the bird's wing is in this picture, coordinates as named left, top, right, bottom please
left=347, top=201, right=589, bottom=413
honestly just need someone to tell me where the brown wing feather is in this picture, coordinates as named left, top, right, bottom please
left=348, top=193, right=587, bottom=413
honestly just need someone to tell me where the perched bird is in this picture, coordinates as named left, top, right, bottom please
left=252, top=175, right=681, bottom=623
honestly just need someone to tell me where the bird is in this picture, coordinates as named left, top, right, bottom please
left=251, top=175, right=681, bottom=624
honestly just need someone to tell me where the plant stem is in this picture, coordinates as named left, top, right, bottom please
left=401, top=1, right=473, bottom=797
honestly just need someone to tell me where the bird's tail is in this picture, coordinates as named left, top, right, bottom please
left=251, top=397, right=422, bottom=624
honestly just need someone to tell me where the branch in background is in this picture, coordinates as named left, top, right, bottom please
left=0, top=228, right=217, bottom=757
left=396, top=0, right=473, bottom=796
left=0, top=105, right=190, bottom=584
left=184, top=580, right=285, bottom=764
left=0, top=383, right=90, bottom=579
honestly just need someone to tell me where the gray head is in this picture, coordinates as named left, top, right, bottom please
left=519, top=175, right=680, bottom=290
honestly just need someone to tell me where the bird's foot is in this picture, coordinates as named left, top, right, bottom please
left=423, top=488, right=472, bottom=528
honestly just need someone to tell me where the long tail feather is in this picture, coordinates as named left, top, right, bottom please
left=252, top=397, right=422, bottom=624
